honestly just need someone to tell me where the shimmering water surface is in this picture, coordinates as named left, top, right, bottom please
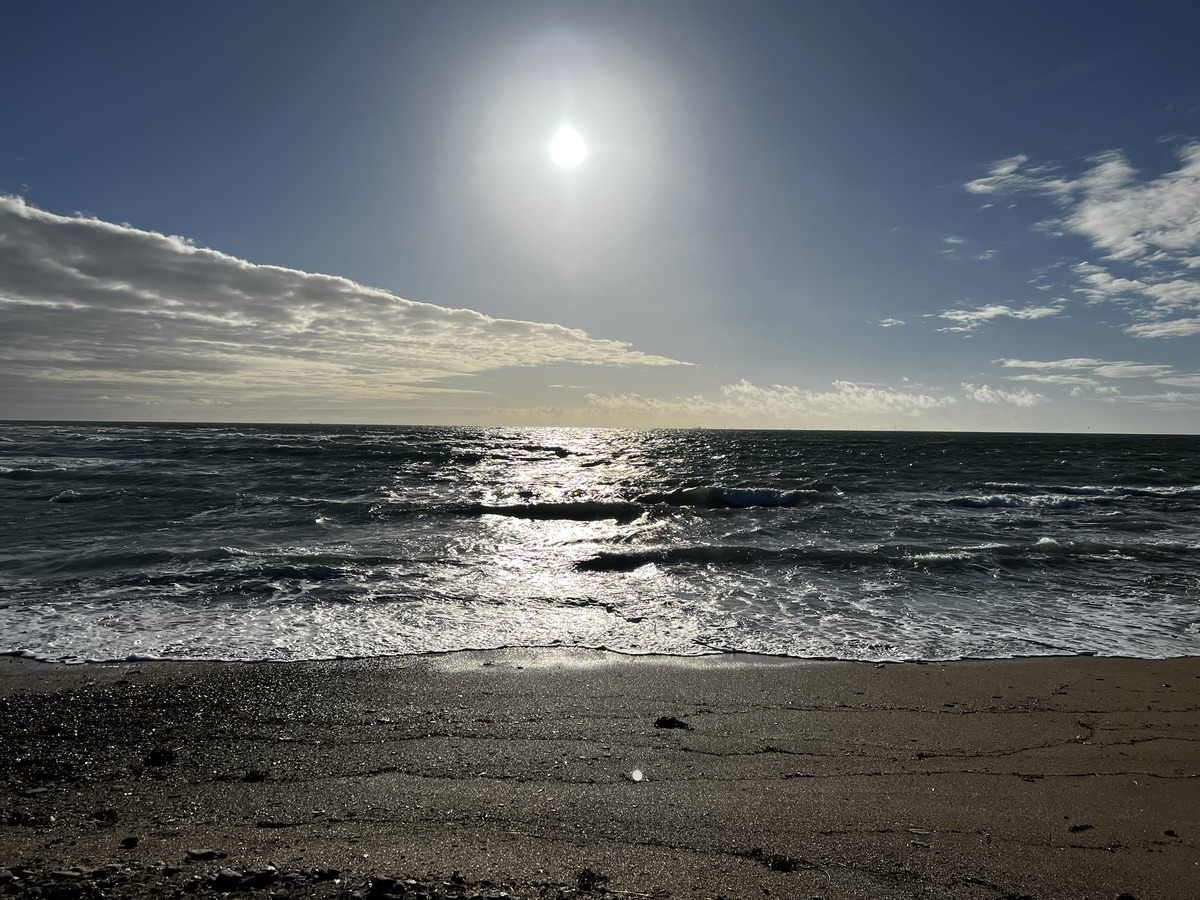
left=2, top=422, right=1198, bottom=662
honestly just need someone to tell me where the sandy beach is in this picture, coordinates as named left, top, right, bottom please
left=1, top=650, right=1197, bottom=899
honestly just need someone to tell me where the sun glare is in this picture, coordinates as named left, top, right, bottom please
left=549, top=127, right=587, bottom=169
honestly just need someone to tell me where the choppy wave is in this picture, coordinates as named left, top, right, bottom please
left=575, top=536, right=1195, bottom=572
left=961, top=483, right=1200, bottom=507
left=2, top=423, right=1199, bottom=663
left=947, top=493, right=1084, bottom=510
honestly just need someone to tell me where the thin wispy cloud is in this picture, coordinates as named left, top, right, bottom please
left=939, top=236, right=998, bottom=263
left=998, top=357, right=1176, bottom=379
left=935, top=303, right=1064, bottom=333
left=1113, top=391, right=1200, bottom=410
left=1126, top=317, right=1200, bottom=338
left=997, top=358, right=1105, bottom=370
left=1093, top=362, right=1176, bottom=379
left=1157, top=374, right=1200, bottom=387
left=964, top=154, right=1072, bottom=199
left=1007, top=373, right=1099, bottom=386
left=997, top=357, right=1200, bottom=406
left=0, top=197, right=685, bottom=414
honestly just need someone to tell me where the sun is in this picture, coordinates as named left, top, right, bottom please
left=549, top=126, right=587, bottom=169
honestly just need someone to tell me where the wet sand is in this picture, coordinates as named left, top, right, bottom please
left=1, top=650, right=1197, bottom=899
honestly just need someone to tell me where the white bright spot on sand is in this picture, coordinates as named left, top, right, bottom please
left=550, top=127, right=587, bottom=169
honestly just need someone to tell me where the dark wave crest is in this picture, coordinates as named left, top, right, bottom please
left=636, top=485, right=840, bottom=509
left=467, top=501, right=644, bottom=524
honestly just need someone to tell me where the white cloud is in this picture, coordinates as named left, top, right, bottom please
left=1070, top=384, right=1121, bottom=399
left=1075, top=266, right=1200, bottom=316
left=961, top=383, right=1048, bottom=406
left=722, top=380, right=953, bottom=416
left=585, top=379, right=956, bottom=426
left=1141, top=279, right=1200, bottom=309
left=877, top=317, right=906, bottom=327
left=0, top=197, right=685, bottom=412
left=1067, top=146, right=1200, bottom=261
left=936, top=303, right=1064, bottom=332
left=1073, top=266, right=1147, bottom=302
left=1126, top=317, right=1200, bottom=338
left=1157, top=374, right=1200, bottom=387
left=965, top=144, right=1200, bottom=339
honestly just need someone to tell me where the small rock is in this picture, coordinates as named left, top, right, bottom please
left=368, top=876, right=398, bottom=896
left=144, top=747, right=177, bottom=767
left=184, top=849, right=222, bottom=862
left=242, top=866, right=278, bottom=888
left=210, top=868, right=242, bottom=890
left=576, top=868, right=608, bottom=891
left=654, top=715, right=692, bottom=730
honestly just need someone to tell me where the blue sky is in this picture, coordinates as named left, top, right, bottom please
left=3, top=0, right=1200, bottom=431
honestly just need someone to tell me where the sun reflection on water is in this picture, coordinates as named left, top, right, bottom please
left=468, top=427, right=638, bottom=506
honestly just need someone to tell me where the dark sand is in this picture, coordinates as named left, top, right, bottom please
left=1, top=650, right=1197, bottom=899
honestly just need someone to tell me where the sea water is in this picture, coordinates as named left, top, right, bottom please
left=2, top=422, right=1198, bottom=663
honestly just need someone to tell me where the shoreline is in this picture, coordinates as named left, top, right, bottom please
left=2, top=650, right=1198, bottom=898
left=6, top=642, right=1194, bottom=672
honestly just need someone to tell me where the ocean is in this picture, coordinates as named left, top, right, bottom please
left=2, top=422, right=1198, bottom=663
